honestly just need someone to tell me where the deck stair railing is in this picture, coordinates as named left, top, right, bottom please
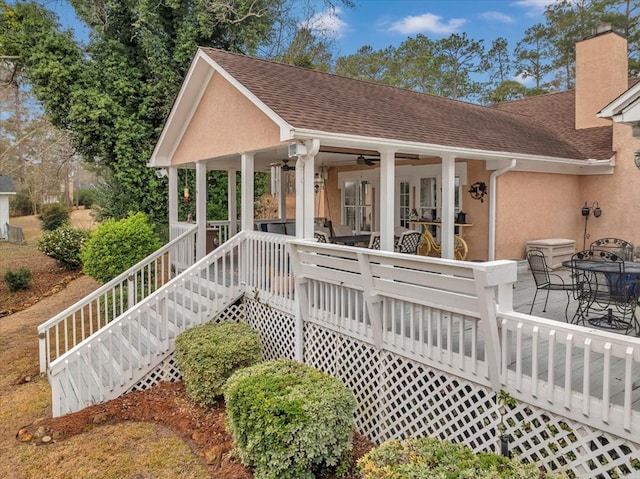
left=38, top=225, right=198, bottom=373
left=46, top=231, right=295, bottom=417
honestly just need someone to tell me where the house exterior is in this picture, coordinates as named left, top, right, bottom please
left=38, top=28, right=640, bottom=477
left=149, top=28, right=639, bottom=262
left=0, top=175, right=16, bottom=240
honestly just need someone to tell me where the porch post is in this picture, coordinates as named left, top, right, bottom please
left=195, top=161, right=207, bottom=260
left=241, top=153, right=255, bottom=232
left=295, top=159, right=304, bottom=237
left=303, top=155, right=315, bottom=238
left=228, top=170, right=237, bottom=236
left=278, top=166, right=286, bottom=220
left=168, top=166, right=178, bottom=229
left=379, top=149, right=395, bottom=251
left=441, top=154, right=455, bottom=259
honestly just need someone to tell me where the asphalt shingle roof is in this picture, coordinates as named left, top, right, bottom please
left=202, top=48, right=595, bottom=161
left=0, top=175, right=16, bottom=193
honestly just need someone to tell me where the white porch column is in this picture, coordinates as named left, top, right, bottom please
left=195, top=161, right=207, bottom=260
left=228, top=170, right=237, bottom=236
left=303, top=155, right=315, bottom=238
left=278, top=166, right=286, bottom=219
left=379, top=150, right=395, bottom=251
left=241, top=153, right=254, bottom=232
left=440, top=154, right=455, bottom=259
left=295, top=159, right=304, bottom=237
left=168, top=166, right=178, bottom=228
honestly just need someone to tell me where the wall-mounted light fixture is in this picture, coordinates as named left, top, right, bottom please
left=581, top=201, right=602, bottom=249
left=634, top=150, right=640, bottom=170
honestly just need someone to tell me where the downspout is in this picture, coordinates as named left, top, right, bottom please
left=488, top=159, right=516, bottom=261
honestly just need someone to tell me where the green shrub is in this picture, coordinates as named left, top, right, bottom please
left=175, top=321, right=262, bottom=407
left=38, top=203, right=70, bottom=231
left=75, top=188, right=95, bottom=208
left=357, top=436, right=564, bottom=479
left=37, top=225, right=90, bottom=270
left=224, top=359, right=357, bottom=479
left=10, top=190, right=37, bottom=216
left=4, top=267, right=31, bottom=292
left=80, top=212, right=161, bottom=283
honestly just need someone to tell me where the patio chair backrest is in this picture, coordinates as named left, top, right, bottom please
left=314, top=230, right=329, bottom=243
left=527, top=249, right=551, bottom=288
left=396, top=231, right=422, bottom=254
left=368, top=232, right=380, bottom=250
left=590, top=237, right=634, bottom=261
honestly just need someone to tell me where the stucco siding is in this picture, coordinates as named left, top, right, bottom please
left=496, top=172, right=582, bottom=260
left=172, top=73, right=284, bottom=165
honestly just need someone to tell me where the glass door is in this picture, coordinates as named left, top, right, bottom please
left=343, top=180, right=372, bottom=233
left=398, top=180, right=410, bottom=227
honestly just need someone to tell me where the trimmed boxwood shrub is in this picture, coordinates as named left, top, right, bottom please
left=357, top=436, right=564, bottom=479
left=80, top=212, right=161, bottom=283
left=224, top=359, right=357, bottom=479
left=37, top=225, right=90, bottom=270
left=4, top=267, right=31, bottom=292
left=38, top=203, right=70, bottom=231
left=175, top=321, right=262, bottom=407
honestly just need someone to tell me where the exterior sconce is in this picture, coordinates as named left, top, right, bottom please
left=634, top=150, right=640, bottom=170
left=582, top=201, right=602, bottom=249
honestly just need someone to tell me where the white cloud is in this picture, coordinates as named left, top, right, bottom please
left=479, top=11, right=515, bottom=23
left=389, top=13, right=466, bottom=36
left=307, top=7, right=348, bottom=39
left=513, top=72, right=534, bottom=86
left=513, top=0, right=559, bottom=15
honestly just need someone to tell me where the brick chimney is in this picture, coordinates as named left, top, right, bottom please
left=575, top=26, right=628, bottom=130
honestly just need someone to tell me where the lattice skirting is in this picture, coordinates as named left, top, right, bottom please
left=128, top=298, right=640, bottom=478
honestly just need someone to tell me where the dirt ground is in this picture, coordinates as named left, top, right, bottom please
left=0, top=210, right=374, bottom=478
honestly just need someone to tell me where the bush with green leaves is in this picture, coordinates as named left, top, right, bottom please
left=4, top=267, right=31, bottom=292
left=37, top=225, right=90, bottom=270
left=224, top=359, right=357, bottom=479
left=75, top=188, right=95, bottom=208
left=38, top=203, right=70, bottom=231
left=175, top=321, right=262, bottom=407
left=357, top=436, right=565, bottom=479
left=80, top=212, right=161, bottom=283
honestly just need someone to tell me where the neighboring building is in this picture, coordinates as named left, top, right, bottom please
left=0, top=175, right=16, bottom=240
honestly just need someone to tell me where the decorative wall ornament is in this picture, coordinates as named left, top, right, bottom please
left=468, top=181, right=487, bottom=202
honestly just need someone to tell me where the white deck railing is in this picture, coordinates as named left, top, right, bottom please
left=38, top=226, right=198, bottom=373
left=286, top=239, right=640, bottom=444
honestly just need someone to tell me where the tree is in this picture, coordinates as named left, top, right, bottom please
left=335, top=45, right=396, bottom=83
left=392, top=34, right=444, bottom=94
left=514, top=24, right=553, bottom=91
left=434, top=33, right=487, bottom=101
left=1, top=0, right=353, bottom=224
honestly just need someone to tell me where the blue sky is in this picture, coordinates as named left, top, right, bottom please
left=312, top=0, right=557, bottom=56
left=46, top=0, right=557, bottom=62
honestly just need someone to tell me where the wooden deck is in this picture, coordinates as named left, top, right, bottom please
left=511, top=265, right=640, bottom=409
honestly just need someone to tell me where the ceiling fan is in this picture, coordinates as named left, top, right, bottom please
left=356, top=154, right=380, bottom=166
left=270, top=158, right=295, bottom=171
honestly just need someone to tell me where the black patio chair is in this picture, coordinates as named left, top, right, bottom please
left=527, top=249, right=579, bottom=318
left=314, top=230, right=329, bottom=243
left=396, top=231, right=422, bottom=254
left=368, top=232, right=380, bottom=250
left=590, top=237, right=634, bottom=261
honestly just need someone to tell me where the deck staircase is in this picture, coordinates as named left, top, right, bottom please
left=41, top=230, right=250, bottom=417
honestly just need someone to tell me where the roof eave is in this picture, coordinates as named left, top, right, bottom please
left=290, top=128, right=610, bottom=174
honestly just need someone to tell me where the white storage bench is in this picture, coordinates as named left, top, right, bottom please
left=526, top=238, right=576, bottom=269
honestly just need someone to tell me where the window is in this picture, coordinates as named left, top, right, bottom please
left=343, top=180, right=372, bottom=232
left=398, top=181, right=410, bottom=227
left=417, top=176, right=461, bottom=221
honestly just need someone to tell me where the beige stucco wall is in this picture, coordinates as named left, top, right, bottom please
left=172, top=73, right=284, bottom=165
left=579, top=123, right=640, bottom=249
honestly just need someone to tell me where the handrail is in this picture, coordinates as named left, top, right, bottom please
left=47, top=231, right=248, bottom=416
left=38, top=225, right=198, bottom=373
